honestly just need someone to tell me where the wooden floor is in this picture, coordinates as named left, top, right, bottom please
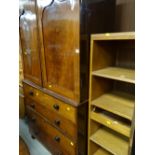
left=19, top=137, right=30, bottom=155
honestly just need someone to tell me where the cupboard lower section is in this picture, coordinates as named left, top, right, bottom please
left=24, top=81, right=87, bottom=155
left=27, top=106, right=76, bottom=155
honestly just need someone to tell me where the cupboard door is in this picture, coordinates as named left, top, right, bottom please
left=19, top=0, right=42, bottom=86
left=37, top=0, right=80, bottom=102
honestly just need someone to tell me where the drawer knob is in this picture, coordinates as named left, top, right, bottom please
left=31, top=135, right=36, bottom=139
left=54, top=136, right=60, bottom=142
left=31, top=117, right=36, bottom=123
left=31, top=131, right=39, bottom=139
left=54, top=120, right=60, bottom=126
left=53, top=104, right=59, bottom=110
left=29, top=91, right=34, bottom=96
left=30, top=103, right=35, bottom=109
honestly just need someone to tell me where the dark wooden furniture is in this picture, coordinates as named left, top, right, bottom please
left=19, top=0, right=115, bottom=154
left=88, top=32, right=135, bottom=155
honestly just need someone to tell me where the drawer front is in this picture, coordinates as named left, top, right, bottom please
left=25, top=98, right=77, bottom=141
left=23, top=83, right=77, bottom=124
left=27, top=107, right=76, bottom=155
left=29, top=121, right=63, bottom=155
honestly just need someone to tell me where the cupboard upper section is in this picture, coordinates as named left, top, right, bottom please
left=20, top=0, right=116, bottom=105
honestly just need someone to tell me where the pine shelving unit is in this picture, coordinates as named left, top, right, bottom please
left=92, top=67, right=135, bottom=84
left=94, top=148, right=112, bottom=155
left=90, top=111, right=131, bottom=137
left=90, top=127, right=129, bottom=155
left=91, top=91, right=134, bottom=121
left=88, top=32, right=135, bottom=155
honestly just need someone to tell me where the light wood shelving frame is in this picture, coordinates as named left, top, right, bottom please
left=88, top=32, right=135, bottom=155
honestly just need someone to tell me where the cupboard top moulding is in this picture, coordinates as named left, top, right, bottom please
left=91, top=32, right=135, bottom=41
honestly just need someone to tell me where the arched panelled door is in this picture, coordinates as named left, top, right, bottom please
left=19, top=0, right=42, bottom=86
left=37, top=0, right=80, bottom=102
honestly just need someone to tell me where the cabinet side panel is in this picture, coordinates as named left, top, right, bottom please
left=80, top=0, right=116, bottom=102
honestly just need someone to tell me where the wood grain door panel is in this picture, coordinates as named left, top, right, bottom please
left=19, top=0, right=42, bottom=86
left=37, top=0, right=80, bottom=102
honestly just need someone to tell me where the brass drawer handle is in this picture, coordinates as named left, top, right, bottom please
left=53, top=104, right=59, bottom=110
left=29, top=91, right=34, bottom=96
left=54, top=120, right=60, bottom=126
left=54, top=136, right=60, bottom=143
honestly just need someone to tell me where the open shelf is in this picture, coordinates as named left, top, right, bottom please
left=92, top=32, right=135, bottom=41
left=89, top=32, right=135, bottom=155
left=91, top=91, right=134, bottom=121
left=91, top=111, right=131, bottom=137
left=92, top=67, right=135, bottom=84
left=90, top=128, right=129, bottom=155
left=94, top=148, right=111, bottom=155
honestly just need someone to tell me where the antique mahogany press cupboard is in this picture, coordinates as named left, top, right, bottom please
left=19, top=0, right=115, bottom=154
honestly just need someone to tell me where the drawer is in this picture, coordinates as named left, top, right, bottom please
left=27, top=106, right=76, bottom=155
left=29, top=121, right=62, bottom=155
left=23, top=83, right=77, bottom=124
left=25, top=98, right=77, bottom=141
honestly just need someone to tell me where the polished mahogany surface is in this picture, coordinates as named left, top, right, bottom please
left=19, top=0, right=42, bottom=86
left=37, top=0, right=80, bottom=102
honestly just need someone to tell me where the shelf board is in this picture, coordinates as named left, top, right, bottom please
left=94, top=148, right=111, bottom=155
left=92, top=32, right=135, bottom=41
left=91, top=91, right=134, bottom=121
left=91, top=111, right=131, bottom=137
left=92, top=67, right=135, bottom=84
left=90, top=128, right=129, bottom=155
